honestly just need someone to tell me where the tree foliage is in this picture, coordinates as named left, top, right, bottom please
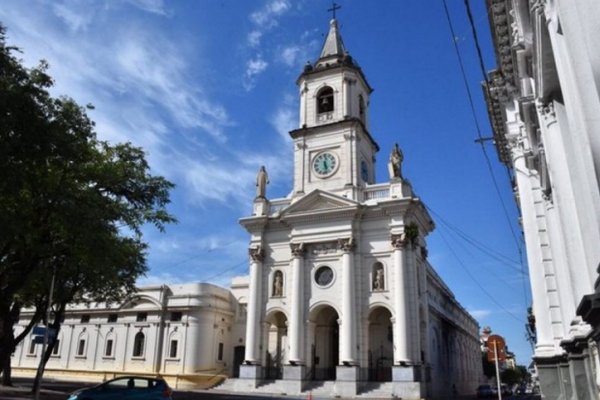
left=0, top=24, right=176, bottom=387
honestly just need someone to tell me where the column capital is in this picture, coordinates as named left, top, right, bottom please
left=338, top=237, right=356, bottom=253
left=536, top=100, right=557, bottom=124
left=290, top=242, right=305, bottom=258
left=249, top=246, right=264, bottom=262
left=391, top=234, right=407, bottom=250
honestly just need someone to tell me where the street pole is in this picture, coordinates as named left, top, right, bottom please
left=34, top=266, right=56, bottom=400
left=494, top=340, right=502, bottom=400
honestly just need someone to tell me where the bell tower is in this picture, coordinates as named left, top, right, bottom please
left=291, top=18, right=379, bottom=201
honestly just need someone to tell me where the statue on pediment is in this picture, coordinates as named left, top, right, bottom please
left=256, top=165, right=269, bottom=199
left=388, top=143, right=403, bottom=179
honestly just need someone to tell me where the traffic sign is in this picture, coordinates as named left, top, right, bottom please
left=487, top=334, right=506, bottom=362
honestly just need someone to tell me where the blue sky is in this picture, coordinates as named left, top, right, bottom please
left=1, top=0, right=533, bottom=365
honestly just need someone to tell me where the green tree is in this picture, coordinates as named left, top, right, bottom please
left=0, top=24, right=176, bottom=389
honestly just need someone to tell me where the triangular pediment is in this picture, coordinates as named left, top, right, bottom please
left=280, top=190, right=359, bottom=217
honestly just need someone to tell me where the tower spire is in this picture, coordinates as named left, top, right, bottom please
left=319, top=16, right=346, bottom=60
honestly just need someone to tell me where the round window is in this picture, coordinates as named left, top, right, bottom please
left=315, top=266, right=334, bottom=287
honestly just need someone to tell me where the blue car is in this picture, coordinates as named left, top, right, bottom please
left=67, top=376, right=173, bottom=400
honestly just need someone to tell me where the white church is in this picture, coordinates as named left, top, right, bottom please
left=229, top=17, right=482, bottom=399
left=11, top=16, right=483, bottom=400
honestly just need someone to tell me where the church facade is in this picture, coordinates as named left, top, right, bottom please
left=234, top=18, right=482, bottom=399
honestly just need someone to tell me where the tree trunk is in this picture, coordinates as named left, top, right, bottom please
left=31, top=305, right=64, bottom=395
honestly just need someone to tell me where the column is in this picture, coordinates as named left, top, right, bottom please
left=512, top=149, right=555, bottom=355
left=340, top=238, right=356, bottom=364
left=391, top=234, right=411, bottom=364
left=288, top=243, right=305, bottom=364
left=244, top=246, right=264, bottom=364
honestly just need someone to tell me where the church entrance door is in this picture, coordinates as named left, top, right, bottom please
left=367, top=307, right=393, bottom=382
left=264, top=311, right=288, bottom=380
left=310, top=305, right=339, bottom=381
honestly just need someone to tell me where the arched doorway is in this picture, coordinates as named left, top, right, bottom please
left=368, top=307, right=393, bottom=382
left=264, top=311, right=288, bottom=380
left=309, top=305, right=339, bottom=381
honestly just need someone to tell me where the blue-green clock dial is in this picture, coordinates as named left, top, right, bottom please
left=313, top=152, right=337, bottom=176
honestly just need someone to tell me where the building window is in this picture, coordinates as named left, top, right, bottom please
left=80, top=314, right=90, bottom=323
left=136, top=312, right=147, bottom=322
left=170, top=312, right=182, bottom=322
left=51, top=339, right=60, bottom=356
left=77, top=339, right=86, bottom=356
left=217, top=342, right=224, bottom=361
left=107, top=314, right=118, bottom=323
left=132, top=332, right=145, bottom=357
left=28, top=339, right=36, bottom=355
left=105, top=339, right=114, bottom=357
left=317, top=86, right=334, bottom=113
left=169, top=340, right=178, bottom=358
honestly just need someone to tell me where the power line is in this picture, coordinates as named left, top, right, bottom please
left=170, top=239, right=239, bottom=267
left=437, top=226, right=526, bottom=324
left=441, top=0, right=530, bottom=309
left=462, top=0, right=531, bottom=307
left=202, top=259, right=248, bottom=283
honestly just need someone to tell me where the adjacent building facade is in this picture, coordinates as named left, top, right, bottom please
left=234, top=18, right=482, bottom=399
left=11, top=281, right=249, bottom=388
left=485, top=0, right=600, bottom=398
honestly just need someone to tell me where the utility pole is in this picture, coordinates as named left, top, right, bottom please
left=34, top=266, right=56, bottom=400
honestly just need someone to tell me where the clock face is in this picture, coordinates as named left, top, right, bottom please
left=361, top=160, right=369, bottom=182
left=313, top=152, right=337, bottom=177
left=315, top=266, right=334, bottom=287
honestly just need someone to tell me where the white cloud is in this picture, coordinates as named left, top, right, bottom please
left=468, top=309, right=493, bottom=319
left=52, top=2, right=94, bottom=32
left=250, top=0, right=291, bottom=28
left=270, top=95, right=297, bottom=141
left=248, top=30, right=262, bottom=48
left=244, top=56, right=269, bottom=91
left=124, top=0, right=170, bottom=16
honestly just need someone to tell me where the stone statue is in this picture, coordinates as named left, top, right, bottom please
left=387, top=143, right=403, bottom=179
left=273, top=271, right=283, bottom=297
left=256, top=165, right=269, bottom=199
left=374, top=267, right=384, bottom=291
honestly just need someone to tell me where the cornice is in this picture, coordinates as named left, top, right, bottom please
left=289, top=117, right=380, bottom=152
left=296, top=60, right=373, bottom=94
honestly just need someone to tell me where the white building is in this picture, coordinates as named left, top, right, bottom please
left=484, top=0, right=600, bottom=398
left=12, top=281, right=248, bottom=388
left=232, top=17, right=482, bottom=399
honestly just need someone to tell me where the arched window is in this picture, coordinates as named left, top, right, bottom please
left=132, top=332, right=145, bottom=357
left=317, top=87, right=334, bottom=113
left=104, top=333, right=116, bottom=357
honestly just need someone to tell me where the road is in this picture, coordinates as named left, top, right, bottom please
left=0, top=378, right=300, bottom=400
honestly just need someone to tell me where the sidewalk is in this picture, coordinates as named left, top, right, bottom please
left=0, top=384, right=66, bottom=400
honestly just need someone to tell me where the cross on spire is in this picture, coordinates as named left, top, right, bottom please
left=327, top=1, right=341, bottom=19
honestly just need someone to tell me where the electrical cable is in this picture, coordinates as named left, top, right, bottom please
left=437, top=226, right=526, bottom=324
left=463, top=0, right=531, bottom=307
left=442, top=0, right=531, bottom=308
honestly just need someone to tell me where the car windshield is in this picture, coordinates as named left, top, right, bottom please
left=103, top=377, right=162, bottom=389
